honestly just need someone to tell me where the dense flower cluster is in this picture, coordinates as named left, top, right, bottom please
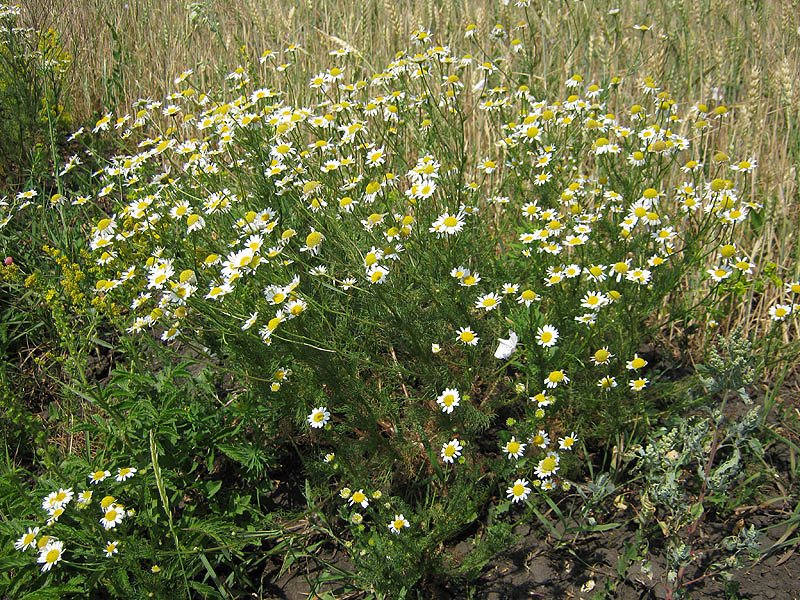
left=4, top=4, right=779, bottom=563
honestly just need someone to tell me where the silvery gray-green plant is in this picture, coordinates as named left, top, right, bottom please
left=629, top=330, right=764, bottom=598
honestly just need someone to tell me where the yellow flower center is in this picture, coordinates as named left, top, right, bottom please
left=305, top=231, right=322, bottom=247
left=541, top=332, right=552, bottom=343
left=540, top=457, right=557, bottom=472
left=547, top=220, right=562, bottom=231
left=46, top=548, right=60, bottom=563
left=614, top=262, right=628, bottom=273
left=443, top=216, right=458, bottom=228
left=443, top=394, right=455, bottom=406
left=595, top=349, right=610, bottom=362
left=631, top=357, right=646, bottom=369
left=507, top=441, right=521, bottom=454
left=548, top=371, right=564, bottom=383
left=460, top=331, right=474, bottom=342
left=444, top=446, right=456, bottom=457
left=352, top=492, right=365, bottom=503
left=105, top=509, right=117, bottom=521
left=513, top=483, right=525, bottom=496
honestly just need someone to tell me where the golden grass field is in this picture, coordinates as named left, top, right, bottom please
left=20, top=0, right=800, bottom=348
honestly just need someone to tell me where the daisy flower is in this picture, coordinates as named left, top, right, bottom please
left=441, top=439, right=463, bottom=463
left=430, top=211, right=465, bottom=236
left=559, top=432, right=579, bottom=450
left=531, top=391, right=554, bottom=407
left=590, top=347, right=614, bottom=365
left=437, top=388, right=461, bottom=414
left=506, top=478, right=531, bottom=503
left=349, top=490, right=369, bottom=508
left=544, top=370, right=569, bottom=389
left=502, top=282, right=520, bottom=295
left=451, top=266, right=469, bottom=279
left=459, top=271, right=481, bottom=287
left=535, top=454, right=560, bottom=479
left=100, top=504, right=124, bottom=530
left=629, top=378, right=649, bottom=392
left=517, top=289, right=539, bottom=306
left=769, top=304, right=792, bottom=321
left=707, top=266, right=732, bottom=282
left=116, top=467, right=137, bottom=482
left=584, top=264, right=607, bottom=282
left=242, top=312, right=258, bottom=330
left=42, top=488, right=73, bottom=511
left=307, top=407, right=331, bottom=428
left=626, top=354, right=648, bottom=370
left=76, top=490, right=93, bottom=507
left=366, top=264, right=390, bottom=284
left=581, top=291, right=609, bottom=310
left=37, top=540, right=64, bottom=572
left=388, top=514, right=410, bottom=534
left=104, top=540, right=119, bottom=558
left=475, top=292, right=502, bottom=311
left=503, top=436, right=526, bottom=460
left=609, top=260, right=631, bottom=281
left=785, top=281, right=800, bottom=295
left=597, top=376, right=618, bottom=390
left=530, top=430, right=550, bottom=449
left=47, top=506, right=66, bottom=525
left=456, top=327, right=479, bottom=346
left=477, top=157, right=497, bottom=173
left=535, top=325, right=559, bottom=348
left=431, top=343, right=441, bottom=353
left=14, top=527, right=39, bottom=551
left=733, top=257, right=755, bottom=275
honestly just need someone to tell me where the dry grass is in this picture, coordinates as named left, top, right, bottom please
left=18, top=0, right=800, bottom=346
